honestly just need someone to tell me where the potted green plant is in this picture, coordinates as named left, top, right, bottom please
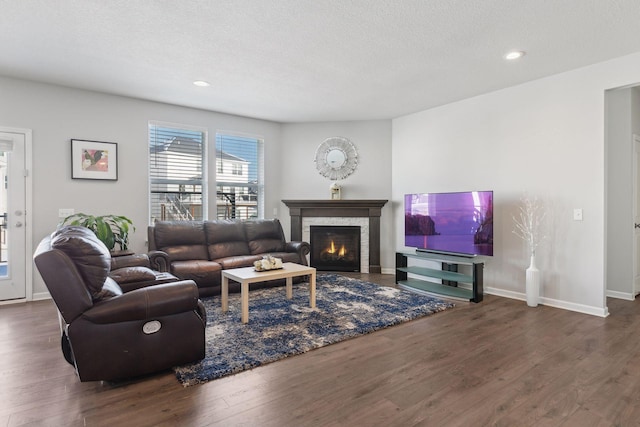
left=59, top=213, right=135, bottom=252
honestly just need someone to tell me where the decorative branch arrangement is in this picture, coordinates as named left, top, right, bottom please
left=512, top=194, right=546, bottom=257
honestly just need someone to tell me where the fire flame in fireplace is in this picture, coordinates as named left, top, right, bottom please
left=325, top=240, right=347, bottom=258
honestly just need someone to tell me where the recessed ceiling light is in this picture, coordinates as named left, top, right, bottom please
left=504, top=51, right=525, bottom=60
left=193, top=80, right=210, bottom=87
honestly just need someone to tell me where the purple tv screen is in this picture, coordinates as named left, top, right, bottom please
left=404, top=191, right=493, bottom=256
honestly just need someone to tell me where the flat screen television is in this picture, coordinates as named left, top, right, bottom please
left=404, top=191, right=493, bottom=257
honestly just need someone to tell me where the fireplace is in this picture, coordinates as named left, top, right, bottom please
left=282, top=199, right=388, bottom=273
left=310, top=226, right=361, bottom=272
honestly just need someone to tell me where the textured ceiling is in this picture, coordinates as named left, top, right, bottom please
left=2, top=0, right=640, bottom=123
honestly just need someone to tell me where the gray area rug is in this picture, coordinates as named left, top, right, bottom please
left=174, top=273, right=455, bottom=386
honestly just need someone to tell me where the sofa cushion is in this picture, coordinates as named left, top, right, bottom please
left=51, top=226, right=112, bottom=299
left=171, top=260, right=222, bottom=287
left=153, top=221, right=208, bottom=261
left=205, top=220, right=251, bottom=260
left=244, top=219, right=286, bottom=255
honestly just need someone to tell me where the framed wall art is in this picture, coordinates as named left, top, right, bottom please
left=71, top=139, right=118, bottom=181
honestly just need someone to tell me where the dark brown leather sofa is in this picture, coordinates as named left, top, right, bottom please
left=148, top=219, right=310, bottom=297
left=34, top=226, right=206, bottom=382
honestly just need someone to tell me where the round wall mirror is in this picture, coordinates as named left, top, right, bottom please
left=314, top=137, right=358, bottom=180
left=326, top=148, right=346, bottom=169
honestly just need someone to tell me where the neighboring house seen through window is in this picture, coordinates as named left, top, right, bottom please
left=149, top=123, right=206, bottom=223
left=215, top=133, right=263, bottom=220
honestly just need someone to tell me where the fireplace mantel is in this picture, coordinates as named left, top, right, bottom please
left=282, top=199, right=388, bottom=273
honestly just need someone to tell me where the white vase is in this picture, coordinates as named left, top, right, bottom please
left=526, top=254, right=540, bottom=307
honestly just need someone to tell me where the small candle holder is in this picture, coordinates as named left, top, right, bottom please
left=330, top=182, right=341, bottom=200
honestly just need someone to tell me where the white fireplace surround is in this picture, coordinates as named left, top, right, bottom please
left=303, top=217, right=370, bottom=273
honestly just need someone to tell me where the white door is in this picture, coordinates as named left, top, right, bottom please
left=0, top=130, right=28, bottom=301
left=634, top=135, right=640, bottom=296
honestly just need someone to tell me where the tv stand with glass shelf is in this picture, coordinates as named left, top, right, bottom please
left=395, top=251, right=483, bottom=303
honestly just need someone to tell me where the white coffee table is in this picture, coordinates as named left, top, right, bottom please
left=221, top=262, right=317, bottom=324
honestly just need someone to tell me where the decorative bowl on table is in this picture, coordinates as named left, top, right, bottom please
left=254, top=255, right=283, bottom=271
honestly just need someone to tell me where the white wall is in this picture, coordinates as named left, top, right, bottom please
left=393, top=52, right=640, bottom=316
left=633, top=87, right=640, bottom=136
left=605, top=86, right=640, bottom=298
left=0, top=76, right=282, bottom=297
left=277, top=121, right=393, bottom=270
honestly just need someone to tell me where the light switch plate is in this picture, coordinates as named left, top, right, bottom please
left=573, top=208, right=583, bottom=221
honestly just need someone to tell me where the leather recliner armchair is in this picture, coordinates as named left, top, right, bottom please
left=33, top=226, right=207, bottom=382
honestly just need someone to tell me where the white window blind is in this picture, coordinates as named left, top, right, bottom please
left=149, top=123, right=206, bottom=223
left=216, top=133, right=263, bottom=220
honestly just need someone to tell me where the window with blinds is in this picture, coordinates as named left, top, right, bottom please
left=215, top=133, right=263, bottom=220
left=149, top=123, right=206, bottom=223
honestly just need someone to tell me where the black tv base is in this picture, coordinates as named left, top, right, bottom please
left=395, top=251, right=484, bottom=303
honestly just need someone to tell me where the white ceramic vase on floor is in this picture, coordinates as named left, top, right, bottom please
left=526, top=254, right=540, bottom=307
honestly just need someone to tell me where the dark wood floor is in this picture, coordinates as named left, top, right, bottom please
left=1, top=273, right=638, bottom=426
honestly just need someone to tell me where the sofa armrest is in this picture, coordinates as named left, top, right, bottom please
left=286, top=241, right=310, bottom=264
left=196, top=299, right=207, bottom=324
left=81, top=280, right=200, bottom=324
left=110, top=253, right=150, bottom=270
left=149, top=250, right=170, bottom=272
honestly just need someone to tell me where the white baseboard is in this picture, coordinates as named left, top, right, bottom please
left=606, top=289, right=635, bottom=301
left=32, top=291, right=51, bottom=301
left=485, top=287, right=525, bottom=301
left=485, top=287, right=609, bottom=318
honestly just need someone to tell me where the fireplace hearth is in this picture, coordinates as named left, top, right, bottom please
left=310, top=226, right=361, bottom=272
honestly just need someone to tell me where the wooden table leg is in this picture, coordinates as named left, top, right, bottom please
left=286, top=276, right=293, bottom=299
left=241, top=281, right=249, bottom=324
left=222, top=275, right=229, bottom=312
left=309, top=271, right=316, bottom=308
